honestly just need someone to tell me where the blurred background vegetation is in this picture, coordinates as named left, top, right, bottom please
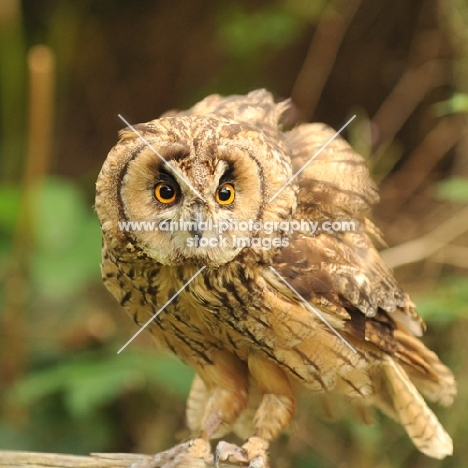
left=0, top=0, right=467, bottom=467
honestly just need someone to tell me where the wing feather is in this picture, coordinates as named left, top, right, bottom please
left=285, top=123, right=379, bottom=219
left=263, top=117, right=454, bottom=404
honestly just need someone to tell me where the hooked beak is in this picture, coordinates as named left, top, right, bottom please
left=187, top=202, right=205, bottom=241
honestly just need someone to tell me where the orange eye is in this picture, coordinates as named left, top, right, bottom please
left=154, top=182, right=177, bottom=204
left=215, top=183, right=235, bottom=205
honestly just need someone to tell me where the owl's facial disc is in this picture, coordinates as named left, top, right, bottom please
left=111, top=111, right=296, bottom=266
left=118, top=141, right=272, bottom=266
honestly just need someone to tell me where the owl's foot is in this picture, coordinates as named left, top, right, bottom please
left=131, top=438, right=212, bottom=468
left=215, top=437, right=269, bottom=468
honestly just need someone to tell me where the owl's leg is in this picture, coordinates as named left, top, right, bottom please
left=133, top=351, right=249, bottom=468
left=215, top=350, right=295, bottom=468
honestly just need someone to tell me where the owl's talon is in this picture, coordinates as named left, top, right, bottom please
left=243, top=437, right=269, bottom=468
left=215, top=441, right=248, bottom=467
left=130, top=439, right=212, bottom=468
left=214, top=438, right=269, bottom=468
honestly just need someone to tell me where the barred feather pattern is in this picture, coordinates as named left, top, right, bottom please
left=96, top=89, right=456, bottom=464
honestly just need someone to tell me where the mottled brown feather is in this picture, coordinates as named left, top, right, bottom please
left=95, top=89, right=455, bottom=464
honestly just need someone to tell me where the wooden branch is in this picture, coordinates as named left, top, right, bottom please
left=381, top=204, right=468, bottom=268
left=379, top=115, right=465, bottom=215
left=290, top=0, right=362, bottom=123
left=0, top=450, right=239, bottom=468
left=371, top=59, right=448, bottom=148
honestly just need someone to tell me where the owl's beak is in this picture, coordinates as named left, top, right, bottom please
left=187, top=202, right=205, bottom=241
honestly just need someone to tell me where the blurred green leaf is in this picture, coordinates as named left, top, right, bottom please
left=0, top=402, right=114, bottom=453
left=0, top=184, right=21, bottom=232
left=136, top=351, right=195, bottom=396
left=218, top=5, right=305, bottom=58
left=63, top=358, right=144, bottom=418
left=0, top=183, right=21, bottom=263
left=285, top=0, right=328, bottom=20
left=292, top=453, right=333, bottom=468
left=33, top=177, right=87, bottom=252
left=436, top=177, right=468, bottom=203
left=415, top=277, right=468, bottom=321
left=434, top=93, right=468, bottom=116
left=30, top=177, right=101, bottom=299
left=11, top=350, right=193, bottom=419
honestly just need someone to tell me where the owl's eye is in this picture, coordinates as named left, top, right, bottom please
left=154, top=182, right=177, bottom=204
left=215, top=183, right=235, bottom=205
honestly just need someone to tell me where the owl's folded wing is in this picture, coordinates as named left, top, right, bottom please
left=267, top=230, right=455, bottom=406
left=264, top=121, right=456, bottom=405
left=278, top=120, right=423, bottom=329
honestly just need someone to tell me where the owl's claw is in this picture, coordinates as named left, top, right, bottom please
left=214, top=437, right=269, bottom=468
left=215, top=441, right=248, bottom=466
left=130, top=438, right=212, bottom=468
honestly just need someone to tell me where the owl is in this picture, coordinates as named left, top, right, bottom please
left=95, top=89, right=455, bottom=468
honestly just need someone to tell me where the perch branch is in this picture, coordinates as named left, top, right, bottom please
left=0, top=450, right=239, bottom=468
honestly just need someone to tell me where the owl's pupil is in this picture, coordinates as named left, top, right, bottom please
left=218, top=187, right=231, bottom=201
left=159, top=185, right=174, bottom=199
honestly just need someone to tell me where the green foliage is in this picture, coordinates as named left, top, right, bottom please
left=2, top=349, right=193, bottom=453
left=434, top=93, right=468, bottom=116
left=217, top=4, right=306, bottom=58
left=10, top=350, right=193, bottom=420
left=0, top=176, right=101, bottom=299
left=292, top=454, right=332, bottom=468
left=436, top=177, right=468, bottom=203
left=30, top=177, right=102, bottom=300
left=0, top=401, right=114, bottom=453
left=207, top=1, right=323, bottom=98
left=0, top=184, right=21, bottom=260
left=1, top=0, right=467, bottom=465
left=415, top=277, right=468, bottom=322
left=0, top=184, right=21, bottom=231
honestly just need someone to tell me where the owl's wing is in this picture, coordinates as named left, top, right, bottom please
left=286, top=122, right=379, bottom=221
left=266, top=122, right=455, bottom=404
left=277, top=122, right=419, bottom=322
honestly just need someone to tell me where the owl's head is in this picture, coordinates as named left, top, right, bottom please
left=96, top=115, right=296, bottom=267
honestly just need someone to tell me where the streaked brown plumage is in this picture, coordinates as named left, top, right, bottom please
left=95, top=89, right=455, bottom=467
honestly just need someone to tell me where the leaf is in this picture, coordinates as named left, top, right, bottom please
left=63, top=358, right=144, bottom=418
left=10, top=350, right=194, bottom=419
left=0, top=184, right=20, bottom=267
left=434, top=93, right=468, bottom=116
left=30, top=177, right=102, bottom=299
left=32, top=177, right=87, bottom=251
left=0, top=184, right=21, bottom=233
left=135, top=351, right=194, bottom=396
left=436, top=177, right=468, bottom=203
left=415, top=277, right=468, bottom=322
left=217, top=5, right=305, bottom=58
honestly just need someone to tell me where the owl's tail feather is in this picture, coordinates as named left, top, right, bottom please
left=394, top=329, right=456, bottom=407
left=382, top=356, right=453, bottom=459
